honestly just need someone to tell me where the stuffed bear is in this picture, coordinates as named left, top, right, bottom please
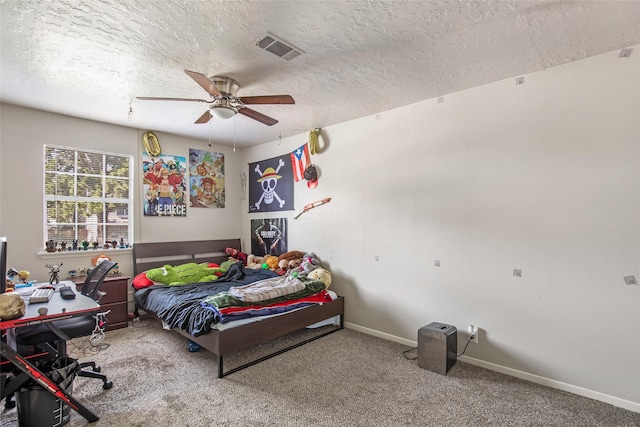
left=307, top=267, right=332, bottom=288
left=145, top=262, right=223, bottom=286
left=247, top=254, right=265, bottom=269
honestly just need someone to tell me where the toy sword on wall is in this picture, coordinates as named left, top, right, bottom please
left=294, top=197, right=332, bottom=219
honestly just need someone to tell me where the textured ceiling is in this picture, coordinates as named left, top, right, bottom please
left=1, top=1, right=639, bottom=148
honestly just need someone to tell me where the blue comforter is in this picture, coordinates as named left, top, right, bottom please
left=134, top=263, right=278, bottom=336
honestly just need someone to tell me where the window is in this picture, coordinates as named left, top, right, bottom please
left=44, top=146, right=133, bottom=249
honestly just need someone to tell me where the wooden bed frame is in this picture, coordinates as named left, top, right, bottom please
left=132, top=239, right=344, bottom=378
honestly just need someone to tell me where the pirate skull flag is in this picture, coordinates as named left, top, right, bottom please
left=248, top=154, right=294, bottom=213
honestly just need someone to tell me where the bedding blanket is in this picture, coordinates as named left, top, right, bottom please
left=229, top=275, right=305, bottom=302
left=134, top=263, right=278, bottom=336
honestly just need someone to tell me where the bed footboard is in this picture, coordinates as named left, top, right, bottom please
left=175, top=296, right=345, bottom=377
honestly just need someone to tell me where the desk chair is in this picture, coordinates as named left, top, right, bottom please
left=15, top=261, right=118, bottom=389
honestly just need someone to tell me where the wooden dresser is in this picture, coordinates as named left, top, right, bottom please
left=72, top=275, right=130, bottom=330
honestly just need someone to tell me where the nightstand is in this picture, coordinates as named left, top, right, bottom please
left=72, top=275, right=130, bottom=330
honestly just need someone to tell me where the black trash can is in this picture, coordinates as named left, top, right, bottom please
left=16, top=357, right=79, bottom=427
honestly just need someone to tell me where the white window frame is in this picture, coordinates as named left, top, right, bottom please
left=43, top=145, right=134, bottom=251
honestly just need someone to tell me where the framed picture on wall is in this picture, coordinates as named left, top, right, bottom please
left=188, top=148, right=225, bottom=208
left=142, top=153, right=187, bottom=217
left=250, top=218, right=288, bottom=257
left=248, top=154, right=294, bottom=213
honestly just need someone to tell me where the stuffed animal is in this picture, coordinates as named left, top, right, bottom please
left=292, top=252, right=321, bottom=278
left=277, top=250, right=305, bottom=271
left=145, top=262, right=223, bottom=286
left=225, top=247, right=248, bottom=266
left=278, top=251, right=305, bottom=264
left=263, top=255, right=279, bottom=270
left=307, top=267, right=332, bottom=288
left=247, top=254, right=265, bottom=269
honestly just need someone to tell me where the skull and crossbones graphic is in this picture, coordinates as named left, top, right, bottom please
left=254, top=159, right=286, bottom=210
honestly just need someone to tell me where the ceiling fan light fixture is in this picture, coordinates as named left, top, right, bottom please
left=209, top=105, right=237, bottom=120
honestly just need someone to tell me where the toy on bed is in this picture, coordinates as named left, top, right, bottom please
left=291, top=252, right=321, bottom=278
left=277, top=250, right=305, bottom=271
left=133, top=262, right=225, bottom=289
left=225, top=247, right=248, bottom=266
left=308, top=267, right=332, bottom=288
left=246, top=254, right=265, bottom=269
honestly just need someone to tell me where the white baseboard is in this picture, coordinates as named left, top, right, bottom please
left=343, top=322, right=640, bottom=414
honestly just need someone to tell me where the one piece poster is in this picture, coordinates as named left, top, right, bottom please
left=251, top=218, right=288, bottom=257
left=248, top=154, right=294, bottom=213
left=142, top=153, right=187, bottom=216
left=188, top=149, right=225, bottom=208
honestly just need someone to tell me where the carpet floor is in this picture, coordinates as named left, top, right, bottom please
left=2, top=318, right=639, bottom=426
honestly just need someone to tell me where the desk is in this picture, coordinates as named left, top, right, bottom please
left=1, top=281, right=101, bottom=422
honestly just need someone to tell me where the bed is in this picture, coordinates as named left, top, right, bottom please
left=132, top=239, right=344, bottom=378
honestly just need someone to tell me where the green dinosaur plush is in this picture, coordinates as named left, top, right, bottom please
left=145, top=262, right=223, bottom=286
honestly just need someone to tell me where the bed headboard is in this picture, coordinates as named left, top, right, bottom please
left=132, top=239, right=241, bottom=275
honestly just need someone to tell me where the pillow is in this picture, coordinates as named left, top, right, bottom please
left=132, top=272, right=154, bottom=290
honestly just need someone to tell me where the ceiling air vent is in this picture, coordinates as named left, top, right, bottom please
left=253, top=32, right=304, bottom=61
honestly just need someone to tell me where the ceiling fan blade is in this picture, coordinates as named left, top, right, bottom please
left=240, top=95, right=295, bottom=105
left=136, top=96, right=209, bottom=103
left=194, top=110, right=212, bottom=124
left=238, top=107, right=278, bottom=126
left=184, top=70, right=221, bottom=97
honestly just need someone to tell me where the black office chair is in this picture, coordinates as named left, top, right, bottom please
left=15, top=260, right=118, bottom=389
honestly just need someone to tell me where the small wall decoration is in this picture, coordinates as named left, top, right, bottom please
left=188, top=148, right=225, bottom=208
left=251, top=218, right=288, bottom=257
left=142, top=131, right=161, bottom=156
left=142, top=153, right=187, bottom=216
left=290, top=142, right=311, bottom=182
left=248, top=154, right=294, bottom=213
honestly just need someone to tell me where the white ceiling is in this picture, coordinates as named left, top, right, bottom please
left=1, top=1, right=639, bottom=149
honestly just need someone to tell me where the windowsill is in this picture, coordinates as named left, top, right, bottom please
left=37, top=247, right=133, bottom=258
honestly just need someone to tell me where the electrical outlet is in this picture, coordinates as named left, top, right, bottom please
left=468, top=325, right=479, bottom=344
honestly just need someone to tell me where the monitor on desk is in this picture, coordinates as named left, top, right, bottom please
left=0, top=237, right=6, bottom=294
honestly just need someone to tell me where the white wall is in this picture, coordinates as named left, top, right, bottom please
left=241, top=47, right=640, bottom=410
left=0, top=105, right=242, bottom=300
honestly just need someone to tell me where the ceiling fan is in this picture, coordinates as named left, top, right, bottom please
left=137, top=70, right=295, bottom=126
